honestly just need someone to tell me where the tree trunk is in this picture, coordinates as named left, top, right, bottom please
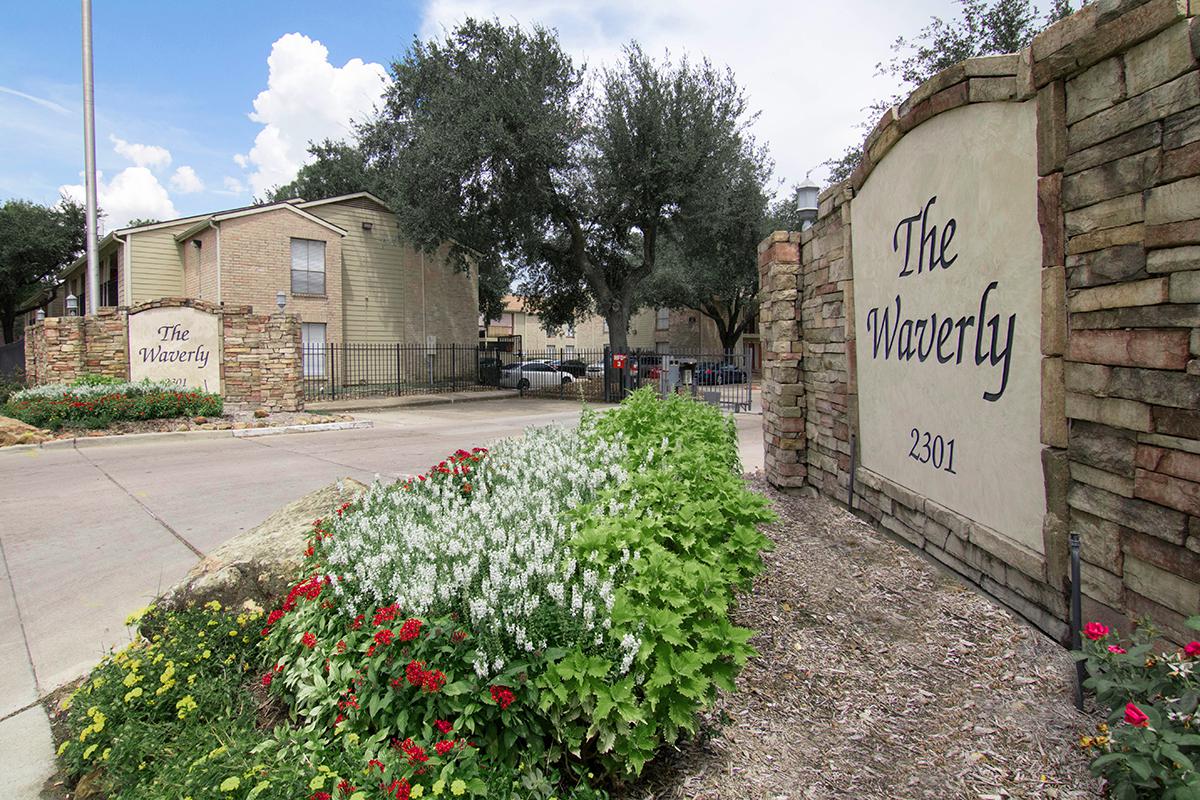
left=605, top=305, right=632, bottom=353
left=1, top=305, right=16, bottom=346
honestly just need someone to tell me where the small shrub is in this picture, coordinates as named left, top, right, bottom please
left=1074, top=617, right=1200, bottom=798
left=71, top=373, right=124, bottom=387
left=4, top=379, right=222, bottom=429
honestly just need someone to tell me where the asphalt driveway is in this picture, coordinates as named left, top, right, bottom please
left=0, top=398, right=762, bottom=797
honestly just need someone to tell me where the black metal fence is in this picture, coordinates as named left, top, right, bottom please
left=0, top=338, right=25, bottom=381
left=302, top=342, right=754, bottom=412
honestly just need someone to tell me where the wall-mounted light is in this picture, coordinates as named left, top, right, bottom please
left=192, top=239, right=202, bottom=249
left=35, top=309, right=46, bottom=322
left=276, top=291, right=287, bottom=313
left=797, top=173, right=820, bottom=230
left=361, top=221, right=373, bottom=231
left=66, top=293, right=79, bottom=316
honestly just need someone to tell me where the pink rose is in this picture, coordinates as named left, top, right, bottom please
left=1083, top=622, right=1110, bottom=641
left=1184, top=641, right=1200, bottom=659
left=1124, top=702, right=1150, bottom=728
left=1107, top=645, right=1126, bottom=654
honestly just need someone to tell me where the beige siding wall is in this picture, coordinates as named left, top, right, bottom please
left=306, top=201, right=479, bottom=345
left=128, top=224, right=188, bottom=304
left=217, top=209, right=344, bottom=341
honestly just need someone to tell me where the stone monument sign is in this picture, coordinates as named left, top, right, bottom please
left=850, top=101, right=1043, bottom=552
left=128, top=305, right=222, bottom=392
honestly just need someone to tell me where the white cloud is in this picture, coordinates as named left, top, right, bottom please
left=419, top=0, right=957, bottom=188
left=237, top=33, right=388, bottom=196
left=60, top=167, right=178, bottom=232
left=169, top=165, right=204, bottom=193
left=222, top=176, right=245, bottom=194
left=0, top=85, right=69, bottom=114
left=110, top=134, right=172, bottom=170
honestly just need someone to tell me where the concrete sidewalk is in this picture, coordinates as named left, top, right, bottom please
left=0, top=397, right=763, bottom=796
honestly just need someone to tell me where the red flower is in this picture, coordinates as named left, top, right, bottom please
left=267, top=609, right=285, bottom=625
left=366, top=644, right=376, bottom=657
left=490, top=685, right=515, bottom=710
left=423, top=669, right=446, bottom=693
left=301, top=631, right=318, bottom=648
left=350, top=614, right=365, bottom=630
left=435, top=739, right=455, bottom=756
left=261, top=672, right=274, bottom=687
left=310, top=793, right=332, bottom=800
left=1107, top=645, right=1127, bottom=654
left=396, top=737, right=429, bottom=764
left=1185, top=641, right=1200, bottom=659
left=337, top=779, right=356, bottom=796
left=1083, top=622, right=1110, bottom=641
left=406, top=660, right=426, bottom=687
left=382, top=778, right=410, bottom=800
left=450, top=630, right=468, bottom=644
left=375, top=629, right=395, bottom=646
left=435, top=719, right=453, bottom=734
left=373, top=604, right=399, bottom=626
left=398, top=618, right=423, bottom=641
left=336, top=640, right=347, bottom=654
left=368, top=759, right=386, bottom=772
left=1124, top=702, right=1150, bottom=728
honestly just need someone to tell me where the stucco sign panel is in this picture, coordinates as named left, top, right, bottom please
left=128, top=306, right=222, bottom=392
left=851, top=101, right=1044, bottom=552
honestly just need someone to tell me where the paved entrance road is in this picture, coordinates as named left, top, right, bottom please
left=0, top=398, right=762, bottom=797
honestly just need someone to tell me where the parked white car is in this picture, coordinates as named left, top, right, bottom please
left=585, top=361, right=605, bottom=377
left=499, top=362, right=576, bottom=389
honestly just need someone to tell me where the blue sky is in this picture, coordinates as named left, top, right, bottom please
left=2, top=0, right=1003, bottom=229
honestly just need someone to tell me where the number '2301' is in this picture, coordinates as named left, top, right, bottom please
left=908, top=428, right=957, bottom=473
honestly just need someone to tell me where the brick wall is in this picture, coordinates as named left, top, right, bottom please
left=24, top=299, right=304, bottom=412
left=218, top=209, right=344, bottom=343
left=761, top=0, right=1199, bottom=642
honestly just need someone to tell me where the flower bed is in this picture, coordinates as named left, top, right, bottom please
left=4, top=376, right=223, bottom=430
left=53, top=390, right=773, bottom=798
left=1076, top=618, right=1200, bottom=797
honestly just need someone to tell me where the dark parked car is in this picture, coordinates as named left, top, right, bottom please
left=553, top=359, right=589, bottom=378
left=695, top=362, right=747, bottom=385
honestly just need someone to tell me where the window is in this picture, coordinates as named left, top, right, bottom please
left=545, top=345, right=557, bottom=359
left=656, top=341, right=670, bottom=354
left=101, top=260, right=118, bottom=307
left=291, top=239, right=326, bottom=295
left=602, top=320, right=609, bottom=333
left=565, top=324, right=576, bottom=338
left=656, top=307, right=670, bottom=330
left=302, top=322, right=327, bottom=377
left=564, top=345, right=574, bottom=358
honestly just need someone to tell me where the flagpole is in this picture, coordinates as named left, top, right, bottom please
left=81, top=0, right=100, bottom=314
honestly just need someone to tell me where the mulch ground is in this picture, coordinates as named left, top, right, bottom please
left=622, top=478, right=1103, bottom=799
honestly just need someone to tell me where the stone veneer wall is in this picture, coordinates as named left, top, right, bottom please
left=760, top=0, right=1200, bottom=643
left=24, top=298, right=305, bottom=412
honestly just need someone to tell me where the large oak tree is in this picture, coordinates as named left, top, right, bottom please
left=0, top=197, right=86, bottom=344
left=360, top=19, right=762, bottom=351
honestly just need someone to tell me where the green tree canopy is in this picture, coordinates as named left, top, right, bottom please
left=0, top=197, right=86, bottom=343
left=359, top=20, right=764, bottom=350
left=264, top=140, right=378, bottom=204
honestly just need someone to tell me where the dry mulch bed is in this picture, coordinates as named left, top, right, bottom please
left=624, top=478, right=1103, bottom=799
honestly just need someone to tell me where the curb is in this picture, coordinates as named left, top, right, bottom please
left=233, top=420, right=373, bottom=437
left=308, top=391, right=519, bottom=413
left=0, top=420, right=374, bottom=453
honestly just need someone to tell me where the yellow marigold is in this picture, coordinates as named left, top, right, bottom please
left=201, top=649, right=211, bottom=659
left=124, top=687, right=144, bottom=702
left=57, top=740, right=70, bottom=756
left=122, top=672, right=141, bottom=688
left=1079, top=735, right=1094, bottom=748
left=101, top=748, right=110, bottom=761
left=204, top=600, right=222, bottom=612
left=187, top=674, right=197, bottom=686
left=175, top=694, right=198, bottom=719
left=82, top=744, right=98, bottom=760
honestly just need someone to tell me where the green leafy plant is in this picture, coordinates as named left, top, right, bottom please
left=71, top=372, right=123, bottom=387
left=1074, top=617, right=1200, bottom=799
left=4, top=380, right=221, bottom=429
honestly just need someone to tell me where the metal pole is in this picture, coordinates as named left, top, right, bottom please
left=1070, top=531, right=1085, bottom=710
left=81, top=0, right=100, bottom=314
left=847, top=434, right=857, bottom=509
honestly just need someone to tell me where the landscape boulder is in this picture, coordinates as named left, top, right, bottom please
left=157, top=477, right=368, bottom=611
left=0, top=415, right=51, bottom=447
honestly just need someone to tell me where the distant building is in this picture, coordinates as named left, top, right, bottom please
left=24, top=193, right=479, bottom=360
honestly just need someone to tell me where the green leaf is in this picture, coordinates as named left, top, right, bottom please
left=219, top=777, right=241, bottom=792
left=246, top=781, right=271, bottom=800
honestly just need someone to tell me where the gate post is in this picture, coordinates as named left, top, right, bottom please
left=603, top=345, right=611, bottom=403
left=395, top=343, right=402, bottom=396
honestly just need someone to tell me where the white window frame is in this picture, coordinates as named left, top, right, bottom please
left=291, top=238, right=326, bottom=296
left=302, top=322, right=327, bottom=377
left=656, top=307, right=670, bottom=331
